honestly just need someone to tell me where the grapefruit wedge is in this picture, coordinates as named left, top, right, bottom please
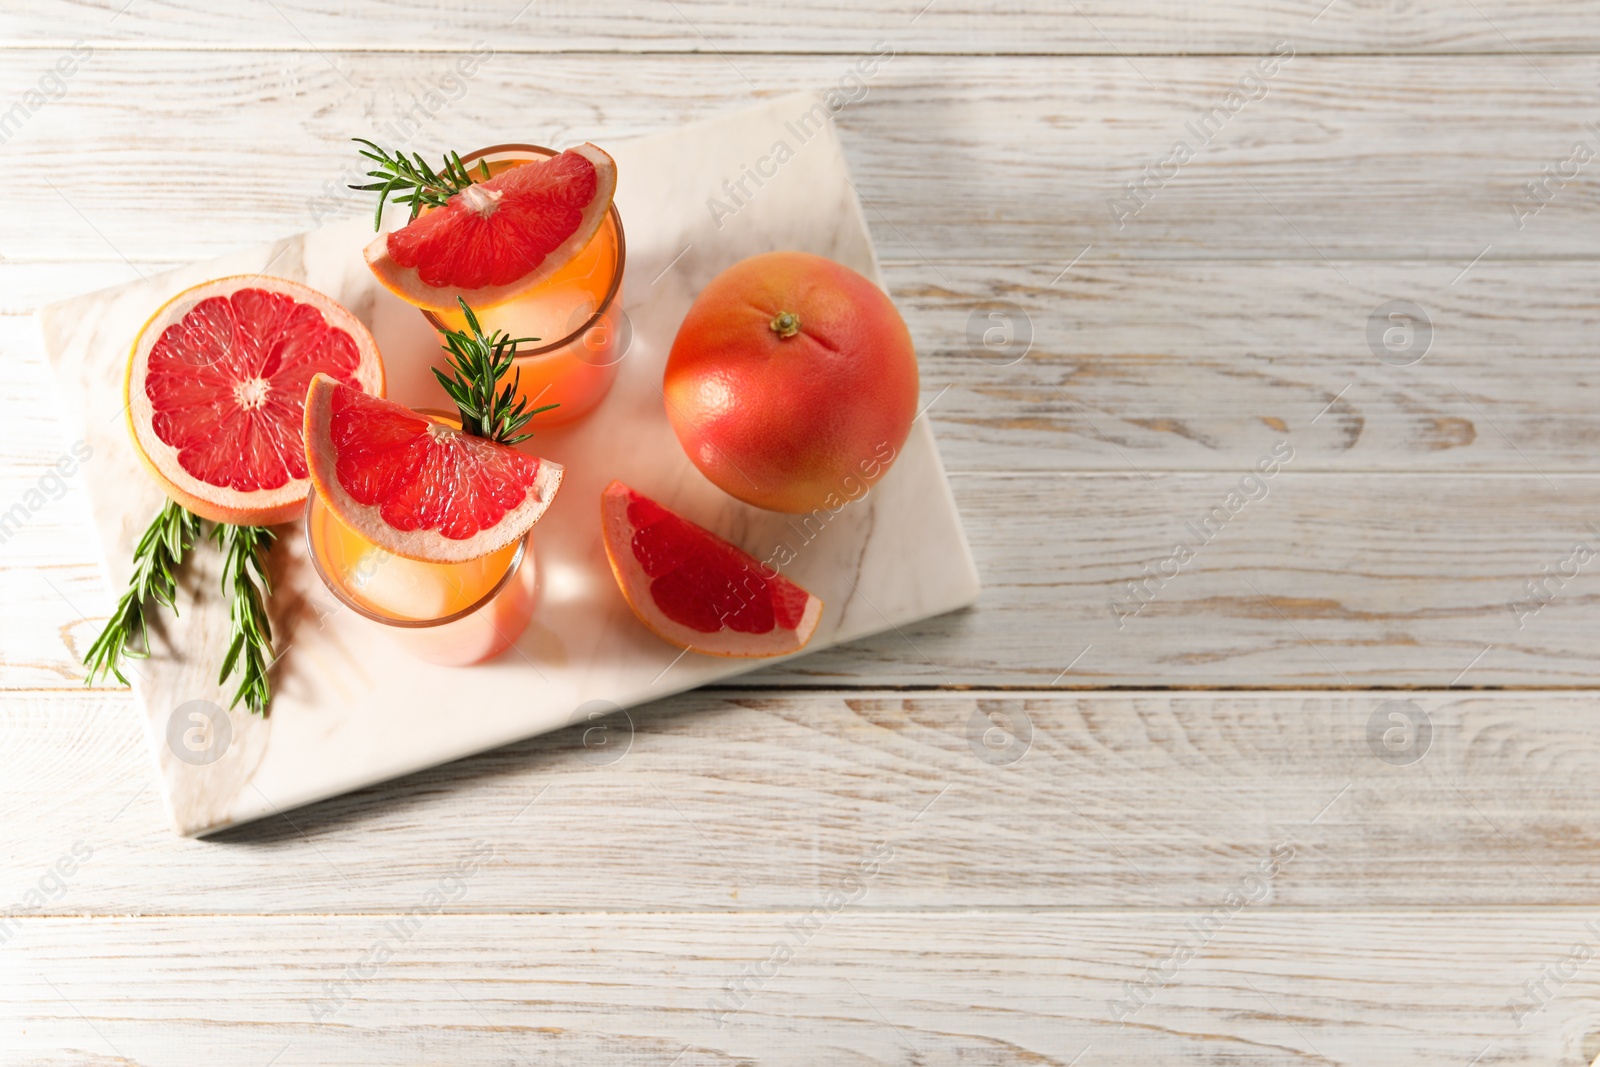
left=601, top=481, right=823, bottom=658
left=364, top=143, right=617, bottom=313
left=126, top=276, right=385, bottom=526
left=304, top=374, right=563, bottom=563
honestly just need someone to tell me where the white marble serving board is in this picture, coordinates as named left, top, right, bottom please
left=38, top=93, right=980, bottom=838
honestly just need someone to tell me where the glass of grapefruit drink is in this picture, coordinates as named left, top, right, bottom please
left=304, top=489, right=538, bottom=667
left=302, top=365, right=564, bottom=667
left=362, top=142, right=625, bottom=427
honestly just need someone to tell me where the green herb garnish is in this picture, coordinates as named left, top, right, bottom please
left=350, top=138, right=491, bottom=230
left=212, top=523, right=276, bottom=718
left=84, top=502, right=279, bottom=717
left=83, top=499, right=202, bottom=687
left=432, top=298, right=557, bottom=446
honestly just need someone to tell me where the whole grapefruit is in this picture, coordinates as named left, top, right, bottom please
left=663, top=251, right=918, bottom=514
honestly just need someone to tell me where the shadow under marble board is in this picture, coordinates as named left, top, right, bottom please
left=38, top=93, right=980, bottom=838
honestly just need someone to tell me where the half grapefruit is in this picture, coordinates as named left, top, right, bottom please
left=126, top=276, right=385, bottom=526
left=304, top=374, right=563, bottom=563
left=364, top=143, right=617, bottom=312
left=601, top=481, right=823, bottom=657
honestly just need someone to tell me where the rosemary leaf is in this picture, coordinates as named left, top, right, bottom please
left=350, top=138, right=484, bottom=230
left=433, top=297, right=556, bottom=446
left=211, top=523, right=276, bottom=717
left=83, top=500, right=202, bottom=687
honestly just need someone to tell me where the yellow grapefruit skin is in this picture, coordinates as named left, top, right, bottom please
left=363, top=143, right=617, bottom=313
left=125, top=276, right=385, bottom=526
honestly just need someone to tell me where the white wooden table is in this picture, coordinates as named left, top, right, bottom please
left=5, top=3, right=1600, bottom=1063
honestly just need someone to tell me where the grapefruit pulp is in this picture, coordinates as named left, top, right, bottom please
left=303, top=374, right=563, bottom=564
left=601, top=481, right=823, bottom=657
left=126, top=276, right=385, bottom=526
left=364, top=143, right=617, bottom=313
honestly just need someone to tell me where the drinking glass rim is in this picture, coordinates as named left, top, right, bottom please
left=302, top=406, right=530, bottom=630
left=418, top=142, right=626, bottom=360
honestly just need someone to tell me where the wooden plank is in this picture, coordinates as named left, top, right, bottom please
left=893, top=258, right=1600, bottom=473
left=1, top=53, right=1597, bottom=263
left=780, top=470, right=1600, bottom=687
left=7, top=0, right=1600, bottom=55
left=7, top=259, right=1600, bottom=475
left=6, top=689, right=1600, bottom=911
left=1, top=911, right=1591, bottom=1064
left=6, top=467, right=1600, bottom=688
left=10, top=254, right=1600, bottom=471
left=1, top=263, right=1594, bottom=691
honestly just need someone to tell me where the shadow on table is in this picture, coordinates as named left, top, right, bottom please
left=203, top=695, right=680, bottom=845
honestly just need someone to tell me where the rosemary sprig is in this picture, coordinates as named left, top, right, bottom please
left=83, top=500, right=203, bottom=687
left=86, top=507, right=280, bottom=715
left=349, top=138, right=491, bottom=231
left=431, top=298, right=558, bottom=446
left=212, top=523, right=276, bottom=718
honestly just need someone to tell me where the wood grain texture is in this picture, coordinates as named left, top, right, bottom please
left=5, top=5, right=1600, bottom=1062
left=7, top=0, right=1600, bottom=55
left=7, top=467, right=1600, bottom=688
left=895, top=258, right=1600, bottom=473
left=8, top=254, right=1600, bottom=690
left=5, top=912, right=1599, bottom=1066
left=13, top=259, right=1600, bottom=475
left=9, top=255, right=1600, bottom=473
left=6, top=689, right=1600, bottom=913
left=1, top=53, right=1597, bottom=264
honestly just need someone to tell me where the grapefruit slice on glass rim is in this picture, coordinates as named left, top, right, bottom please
left=304, top=374, right=563, bottom=564
left=601, top=481, right=823, bottom=658
left=126, top=275, right=385, bottom=526
left=364, top=143, right=617, bottom=313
